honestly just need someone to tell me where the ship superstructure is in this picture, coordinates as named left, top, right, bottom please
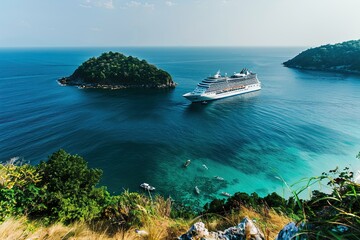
left=183, top=68, right=261, bottom=102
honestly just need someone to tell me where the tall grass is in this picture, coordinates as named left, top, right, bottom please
left=278, top=159, right=360, bottom=239
left=0, top=205, right=289, bottom=239
left=0, top=217, right=142, bottom=240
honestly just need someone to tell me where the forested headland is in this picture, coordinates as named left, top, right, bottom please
left=283, top=40, right=360, bottom=74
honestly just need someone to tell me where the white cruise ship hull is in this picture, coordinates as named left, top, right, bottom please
left=183, top=83, right=261, bottom=103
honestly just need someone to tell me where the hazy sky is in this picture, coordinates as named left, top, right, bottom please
left=1, top=0, right=360, bottom=47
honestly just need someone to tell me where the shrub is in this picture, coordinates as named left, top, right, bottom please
left=35, top=149, right=109, bottom=223
left=298, top=165, right=360, bottom=238
left=0, top=158, right=46, bottom=221
left=104, top=191, right=153, bottom=228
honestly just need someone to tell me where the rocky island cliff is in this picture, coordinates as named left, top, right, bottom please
left=283, top=40, right=360, bottom=74
left=59, top=51, right=176, bottom=89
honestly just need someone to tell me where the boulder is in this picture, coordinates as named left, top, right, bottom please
left=179, top=217, right=265, bottom=240
left=275, top=222, right=299, bottom=240
left=179, top=222, right=209, bottom=239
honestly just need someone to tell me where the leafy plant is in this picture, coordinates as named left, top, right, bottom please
left=285, top=153, right=360, bottom=239
left=35, top=149, right=108, bottom=223
left=104, top=190, right=154, bottom=228
left=0, top=158, right=46, bottom=221
left=301, top=169, right=360, bottom=238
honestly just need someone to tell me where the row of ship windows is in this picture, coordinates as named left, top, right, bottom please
left=207, top=82, right=258, bottom=91
left=207, top=83, right=259, bottom=93
left=195, top=82, right=259, bottom=93
left=199, top=80, right=257, bottom=88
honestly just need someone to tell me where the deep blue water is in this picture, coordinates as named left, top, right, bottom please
left=1, top=47, right=360, bottom=205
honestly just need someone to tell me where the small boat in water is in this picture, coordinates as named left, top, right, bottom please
left=140, top=183, right=155, bottom=191
left=195, top=186, right=200, bottom=194
left=221, top=192, right=231, bottom=197
left=214, top=176, right=224, bottom=181
left=202, top=164, right=208, bottom=170
left=184, top=159, right=191, bottom=167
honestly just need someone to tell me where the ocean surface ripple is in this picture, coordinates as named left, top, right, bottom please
left=1, top=47, right=360, bottom=204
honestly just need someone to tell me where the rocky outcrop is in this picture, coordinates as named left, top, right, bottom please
left=58, top=77, right=176, bottom=90
left=179, top=217, right=265, bottom=240
left=275, top=222, right=299, bottom=240
left=179, top=220, right=353, bottom=240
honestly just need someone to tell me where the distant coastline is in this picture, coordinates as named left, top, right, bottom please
left=58, top=51, right=176, bottom=89
left=283, top=40, right=360, bottom=74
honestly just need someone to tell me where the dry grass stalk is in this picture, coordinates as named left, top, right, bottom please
left=0, top=205, right=290, bottom=240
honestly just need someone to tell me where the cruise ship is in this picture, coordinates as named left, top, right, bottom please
left=183, top=68, right=261, bottom=103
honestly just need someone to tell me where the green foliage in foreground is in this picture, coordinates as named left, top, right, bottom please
left=1, top=150, right=359, bottom=239
left=0, top=150, right=186, bottom=226
left=298, top=166, right=360, bottom=239
left=204, top=189, right=302, bottom=221
left=0, top=150, right=109, bottom=224
left=283, top=40, right=360, bottom=73
left=69, top=51, right=174, bottom=86
left=36, top=150, right=108, bottom=223
left=0, top=162, right=46, bottom=219
left=204, top=154, right=360, bottom=239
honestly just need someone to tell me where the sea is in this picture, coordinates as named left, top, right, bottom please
left=1, top=47, right=360, bottom=207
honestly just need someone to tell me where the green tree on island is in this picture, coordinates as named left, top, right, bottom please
left=59, top=52, right=176, bottom=89
left=283, top=40, right=360, bottom=73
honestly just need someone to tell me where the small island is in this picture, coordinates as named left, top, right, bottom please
left=59, top=51, right=176, bottom=89
left=283, top=40, right=360, bottom=74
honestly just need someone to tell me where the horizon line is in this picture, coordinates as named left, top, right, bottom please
left=0, top=45, right=310, bottom=49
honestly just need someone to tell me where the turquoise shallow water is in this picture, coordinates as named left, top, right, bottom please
left=1, top=47, right=360, bottom=206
